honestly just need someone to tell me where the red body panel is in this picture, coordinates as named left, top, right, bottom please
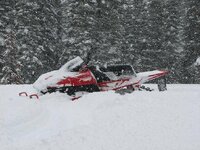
left=97, top=78, right=130, bottom=90
left=97, top=78, right=139, bottom=91
left=57, top=69, right=97, bottom=86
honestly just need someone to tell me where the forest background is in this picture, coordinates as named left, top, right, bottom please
left=0, top=0, right=200, bottom=84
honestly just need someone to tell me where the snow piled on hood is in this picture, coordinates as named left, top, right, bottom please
left=33, top=56, right=83, bottom=93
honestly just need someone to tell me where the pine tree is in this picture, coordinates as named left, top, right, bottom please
left=140, top=0, right=165, bottom=71
left=0, top=0, right=23, bottom=84
left=162, top=0, right=183, bottom=83
left=16, top=0, right=64, bottom=83
left=62, top=0, right=124, bottom=66
left=61, top=0, right=97, bottom=63
left=181, top=0, right=200, bottom=83
left=1, top=30, right=23, bottom=84
left=0, top=0, right=10, bottom=81
left=91, top=0, right=125, bottom=65
left=122, top=0, right=150, bottom=71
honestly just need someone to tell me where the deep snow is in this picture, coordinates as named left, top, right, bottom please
left=0, top=84, right=200, bottom=150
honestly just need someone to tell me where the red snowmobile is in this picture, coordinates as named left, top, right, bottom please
left=19, top=57, right=169, bottom=100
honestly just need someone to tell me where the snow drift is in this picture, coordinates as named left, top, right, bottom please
left=0, top=84, right=200, bottom=150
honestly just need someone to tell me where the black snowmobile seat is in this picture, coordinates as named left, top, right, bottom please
left=87, top=66, right=110, bottom=83
left=99, top=65, right=135, bottom=76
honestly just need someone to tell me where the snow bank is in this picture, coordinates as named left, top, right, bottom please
left=0, top=84, right=200, bottom=150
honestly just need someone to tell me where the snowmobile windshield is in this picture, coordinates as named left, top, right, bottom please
left=59, top=56, right=84, bottom=72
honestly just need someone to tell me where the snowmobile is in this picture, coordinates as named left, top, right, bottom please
left=19, top=56, right=169, bottom=100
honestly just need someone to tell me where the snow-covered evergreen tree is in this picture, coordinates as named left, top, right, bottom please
left=0, top=0, right=10, bottom=81
left=121, top=0, right=150, bottom=71
left=16, top=0, right=64, bottom=83
left=141, top=1, right=165, bottom=70
left=1, top=30, right=23, bottom=84
left=0, top=0, right=23, bottom=84
left=0, top=0, right=200, bottom=84
left=180, top=0, right=200, bottom=83
left=161, top=0, right=183, bottom=83
left=62, top=0, right=124, bottom=66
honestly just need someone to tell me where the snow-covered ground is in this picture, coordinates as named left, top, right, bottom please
left=0, top=84, right=200, bottom=150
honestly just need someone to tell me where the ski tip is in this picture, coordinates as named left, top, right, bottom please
left=29, top=94, right=39, bottom=99
left=19, top=92, right=28, bottom=97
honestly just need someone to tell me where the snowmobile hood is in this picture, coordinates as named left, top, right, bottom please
left=33, top=57, right=84, bottom=93
left=33, top=70, right=77, bottom=93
